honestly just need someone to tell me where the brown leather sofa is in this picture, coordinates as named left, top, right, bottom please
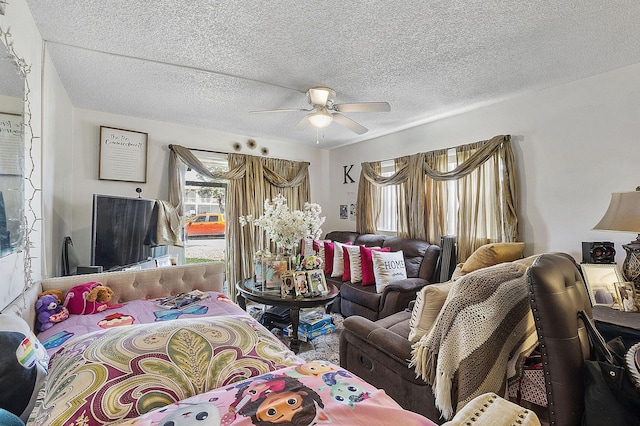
left=340, top=252, right=593, bottom=425
left=324, top=231, right=441, bottom=321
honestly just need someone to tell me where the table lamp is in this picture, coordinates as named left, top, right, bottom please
left=593, top=187, right=640, bottom=288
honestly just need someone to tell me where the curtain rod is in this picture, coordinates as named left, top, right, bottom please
left=168, top=144, right=228, bottom=156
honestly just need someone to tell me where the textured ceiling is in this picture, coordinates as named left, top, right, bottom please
left=23, top=0, right=640, bottom=149
left=0, top=42, right=23, bottom=98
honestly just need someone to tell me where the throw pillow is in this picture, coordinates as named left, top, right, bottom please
left=345, top=245, right=366, bottom=283
left=0, top=314, right=49, bottom=422
left=331, top=241, right=352, bottom=278
left=371, top=250, right=407, bottom=293
left=322, top=241, right=334, bottom=276
left=408, top=281, right=455, bottom=342
left=460, top=242, right=525, bottom=274
left=359, top=246, right=391, bottom=286
left=342, top=245, right=352, bottom=282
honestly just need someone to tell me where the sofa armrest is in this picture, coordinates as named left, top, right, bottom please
left=378, top=277, right=428, bottom=318
left=384, top=277, right=429, bottom=293
left=342, top=316, right=413, bottom=364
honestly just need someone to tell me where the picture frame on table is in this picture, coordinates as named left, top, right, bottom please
left=615, top=281, right=639, bottom=312
left=580, top=263, right=624, bottom=309
left=293, top=271, right=310, bottom=296
left=307, top=269, right=328, bottom=296
left=281, top=270, right=296, bottom=298
left=264, top=258, right=288, bottom=290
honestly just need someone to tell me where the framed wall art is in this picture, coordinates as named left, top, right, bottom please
left=580, top=263, right=624, bottom=309
left=99, top=126, right=148, bottom=183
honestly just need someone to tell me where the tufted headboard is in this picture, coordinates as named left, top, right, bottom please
left=2, top=262, right=225, bottom=329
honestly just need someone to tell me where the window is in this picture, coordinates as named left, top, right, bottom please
left=377, top=150, right=459, bottom=235
left=377, top=160, right=397, bottom=233
left=183, top=151, right=228, bottom=263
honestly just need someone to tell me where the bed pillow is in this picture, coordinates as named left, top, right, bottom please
left=460, top=242, right=525, bottom=274
left=408, top=281, right=455, bottom=342
left=360, top=246, right=391, bottom=286
left=372, top=250, right=407, bottom=293
left=0, top=314, right=49, bottom=423
left=331, top=241, right=352, bottom=278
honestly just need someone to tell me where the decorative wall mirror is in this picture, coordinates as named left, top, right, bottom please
left=0, top=27, right=26, bottom=257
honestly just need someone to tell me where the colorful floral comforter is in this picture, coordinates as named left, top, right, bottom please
left=119, top=362, right=437, bottom=426
left=27, top=315, right=303, bottom=425
left=36, top=292, right=244, bottom=357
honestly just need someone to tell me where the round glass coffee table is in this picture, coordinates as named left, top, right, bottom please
left=236, top=278, right=339, bottom=353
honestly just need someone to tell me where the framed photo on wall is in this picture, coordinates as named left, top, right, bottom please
left=99, top=126, right=148, bottom=183
left=580, top=263, right=624, bottom=309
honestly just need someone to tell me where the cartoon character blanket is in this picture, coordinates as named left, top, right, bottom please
left=119, top=361, right=437, bottom=426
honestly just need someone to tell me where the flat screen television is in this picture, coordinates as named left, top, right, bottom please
left=91, top=194, right=156, bottom=271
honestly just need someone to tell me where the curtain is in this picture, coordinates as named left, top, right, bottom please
left=168, top=145, right=311, bottom=301
left=355, top=162, right=381, bottom=234
left=424, top=149, right=450, bottom=244
left=455, top=139, right=518, bottom=260
left=358, top=135, right=517, bottom=261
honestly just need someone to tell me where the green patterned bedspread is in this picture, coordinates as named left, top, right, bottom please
left=28, top=315, right=302, bottom=426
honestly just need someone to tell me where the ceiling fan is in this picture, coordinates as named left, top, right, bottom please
left=250, top=87, right=391, bottom=135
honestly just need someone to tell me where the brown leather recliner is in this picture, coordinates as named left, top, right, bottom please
left=340, top=252, right=593, bottom=425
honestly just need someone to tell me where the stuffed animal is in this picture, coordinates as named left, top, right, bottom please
left=38, top=289, right=63, bottom=304
left=35, top=294, right=69, bottom=332
left=63, top=282, right=114, bottom=315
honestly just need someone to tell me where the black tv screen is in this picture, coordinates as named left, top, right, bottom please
left=91, top=194, right=156, bottom=271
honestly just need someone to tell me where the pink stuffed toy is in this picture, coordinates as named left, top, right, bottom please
left=63, top=281, right=114, bottom=315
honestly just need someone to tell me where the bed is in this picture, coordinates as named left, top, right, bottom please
left=1, top=263, right=438, bottom=426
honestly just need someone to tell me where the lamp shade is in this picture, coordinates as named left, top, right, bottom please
left=593, top=191, right=640, bottom=233
left=308, top=108, right=333, bottom=128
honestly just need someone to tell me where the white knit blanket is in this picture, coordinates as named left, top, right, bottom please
left=410, top=259, right=538, bottom=420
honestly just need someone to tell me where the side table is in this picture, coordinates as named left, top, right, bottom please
left=236, top=278, right=339, bottom=354
left=593, top=305, right=640, bottom=349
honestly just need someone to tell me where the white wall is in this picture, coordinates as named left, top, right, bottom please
left=327, top=62, right=640, bottom=266
left=42, top=50, right=75, bottom=277
left=69, top=108, right=330, bottom=267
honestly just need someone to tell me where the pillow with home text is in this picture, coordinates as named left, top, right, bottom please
left=372, top=250, right=407, bottom=293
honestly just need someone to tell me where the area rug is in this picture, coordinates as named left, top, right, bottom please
left=272, top=313, right=343, bottom=365
left=247, top=304, right=343, bottom=365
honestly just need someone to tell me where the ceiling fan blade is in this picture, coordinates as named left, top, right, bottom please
left=249, top=108, right=311, bottom=114
left=333, top=102, right=391, bottom=113
left=332, top=113, right=368, bottom=135
left=295, top=115, right=311, bottom=130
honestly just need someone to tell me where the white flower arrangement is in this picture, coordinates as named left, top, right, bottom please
left=239, top=194, right=325, bottom=251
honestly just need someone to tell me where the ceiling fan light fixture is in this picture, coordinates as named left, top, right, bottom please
left=308, top=108, right=333, bottom=128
